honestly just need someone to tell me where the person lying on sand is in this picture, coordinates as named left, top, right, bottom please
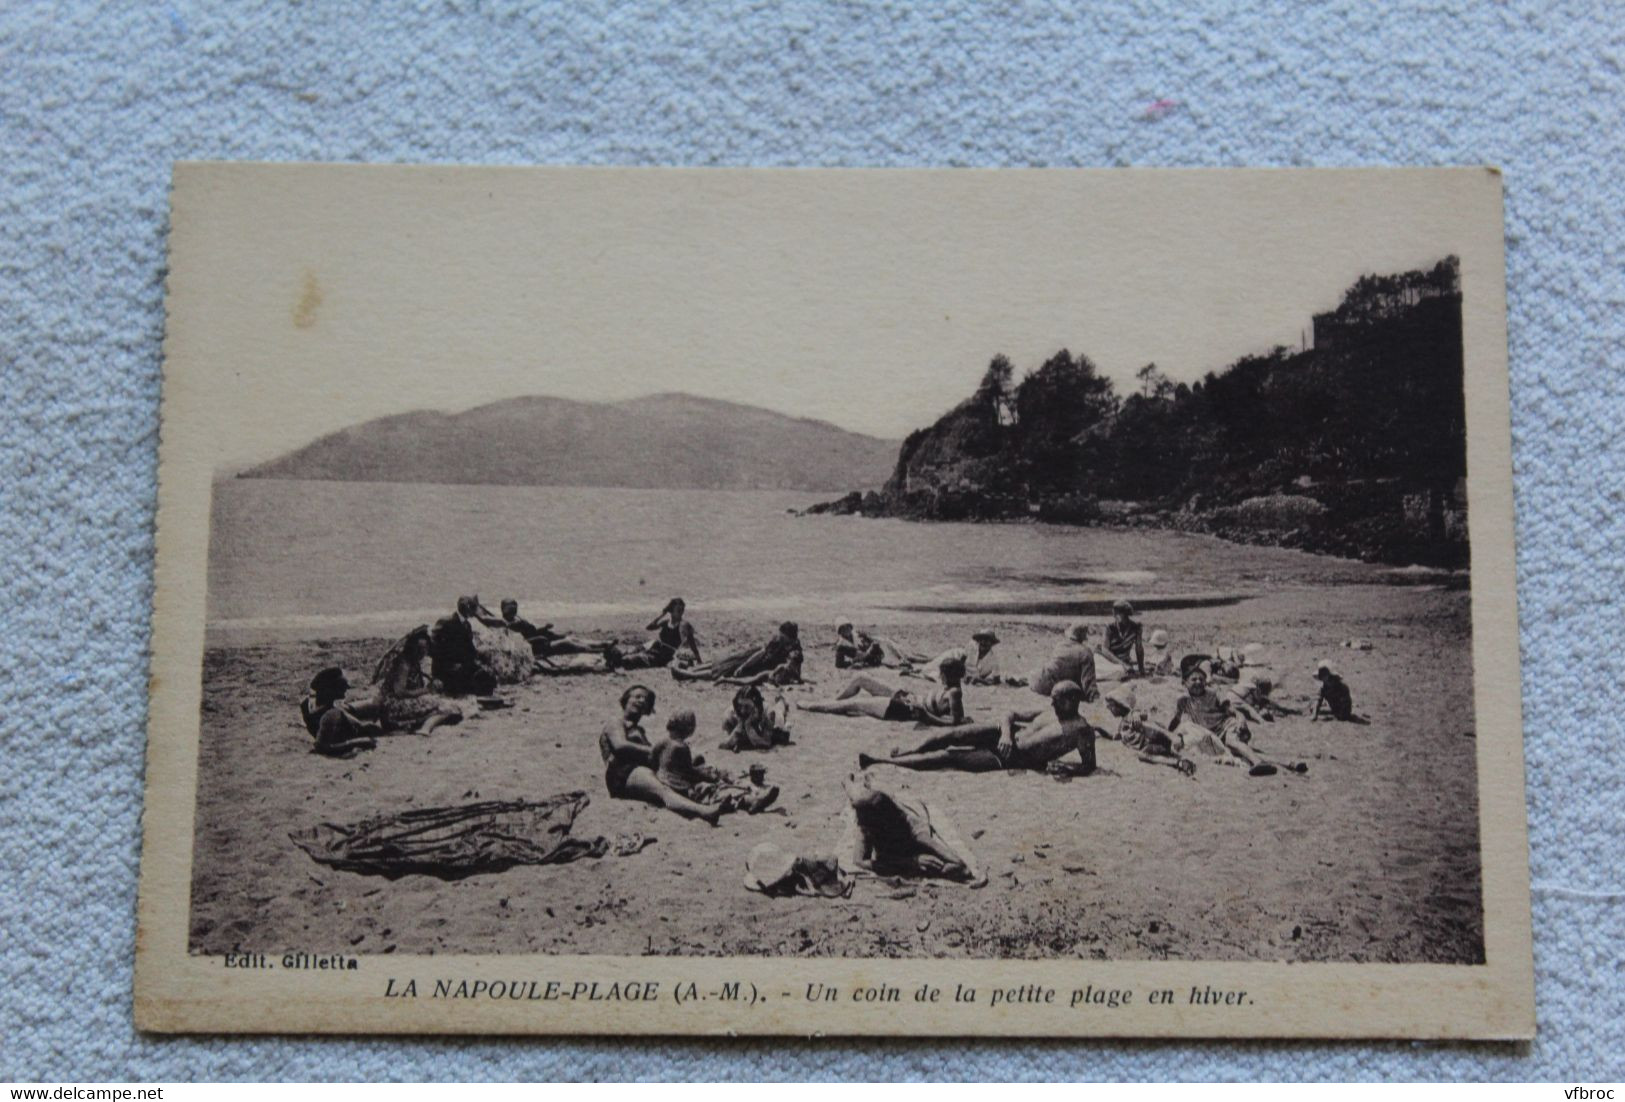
left=804, top=655, right=966, bottom=725
left=617, top=598, right=703, bottom=670
left=653, top=711, right=779, bottom=814
left=834, top=619, right=929, bottom=670
left=1099, top=686, right=1196, bottom=775
left=1019, top=621, right=1099, bottom=701
left=719, top=684, right=793, bottom=752
left=670, top=621, right=803, bottom=686
left=858, top=679, right=1092, bottom=774
left=1169, top=667, right=1307, bottom=776
left=840, top=772, right=985, bottom=885
left=369, top=626, right=464, bottom=734
left=1310, top=660, right=1365, bottom=723
left=1223, top=671, right=1299, bottom=720
left=300, top=666, right=382, bottom=757
left=1101, top=600, right=1147, bottom=677
left=500, top=598, right=615, bottom=658
left=907, top=629, right=1006, bottom=686
left=599, top=685, right=727, bottom=826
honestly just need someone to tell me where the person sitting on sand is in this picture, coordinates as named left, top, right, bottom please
left=599, top=684, right=726, bottom=825
left=1169, top=666, right=1306, bottom=776
left=500, top=598, right=615, bottom=658
left=1145, top=629, right=1174, bottom=676
left=1100, top=686, right=1196, bottom=775
left=370, top=626, right=465, bottom=734
left=300, top=666, right=382, bottom=757
left=834, top=619, right=929, bottom=670
left=429, top=595, right=498, bottom=696
left=653, top=711, right=779, bottom=814
left=1310, top=660, right=1363, bottom=722
left=719, top=684, right=793, bottom=752
left=617, top=598, right=703, bottom=670
left=859, top=680, right=1092, bottom=774
left=1102, top=599, right=1146, bottom=677
left=804, top=655, right=967, bottom=725
left=671, top=621, right=803, bottom=685
left=840, top=772, right=985, bottom=885
left=1024, top=621, right=1099, bottom=701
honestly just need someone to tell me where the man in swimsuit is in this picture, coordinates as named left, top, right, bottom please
left=501, top=598, right=615, bottom=658
left=858, top=680, right=1093, bottom=773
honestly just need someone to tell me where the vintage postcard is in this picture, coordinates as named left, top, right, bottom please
left=135, top=164, right=1533, bottom=1038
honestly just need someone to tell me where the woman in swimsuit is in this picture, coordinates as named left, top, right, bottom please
left=616, top=598, right=702, bottom=670
left=803, top=655, right=966, bottom=725
left=598, top=685, right=725, bottom=825
left=370, top=626, right=464, bottom=733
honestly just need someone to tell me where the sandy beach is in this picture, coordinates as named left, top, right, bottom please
left=189, top=584, right=1483, bottom=964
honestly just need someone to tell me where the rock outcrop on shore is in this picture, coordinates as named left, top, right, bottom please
left=805, top=259, right=1469, bottom=569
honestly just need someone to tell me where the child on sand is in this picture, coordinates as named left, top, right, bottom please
left=598, top=685, right=725, bottom=825
left=1311, top=660, right=1362, bottom=722
left=719, top=684, right=793, bottom=752
left=1100, top=686, right=1196, bottom=775
left=804, top=655, right=967, bottom=725
left=653, top=711, right=779, bottom=814
left=858, top=680, right=1093, bottom=774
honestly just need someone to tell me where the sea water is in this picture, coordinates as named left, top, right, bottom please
left=206, top=478, right=1406, bottom=639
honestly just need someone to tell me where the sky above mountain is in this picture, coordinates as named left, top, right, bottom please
left=174, top=167, right=1494, bottom=470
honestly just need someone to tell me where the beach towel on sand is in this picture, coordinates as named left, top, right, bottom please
left=290, top=792, right=611, bottom=878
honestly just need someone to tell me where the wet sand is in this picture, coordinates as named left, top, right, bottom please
left=189, top=584, right=1483, bottom=962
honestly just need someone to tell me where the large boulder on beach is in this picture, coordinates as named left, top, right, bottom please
left=472, top=620, right=534, bottom=685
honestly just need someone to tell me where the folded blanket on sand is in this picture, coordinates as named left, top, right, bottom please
left=290, top=792, right=613, bottom=878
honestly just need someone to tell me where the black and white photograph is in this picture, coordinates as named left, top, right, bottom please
left=136, top=164, right=1531, bottom=1037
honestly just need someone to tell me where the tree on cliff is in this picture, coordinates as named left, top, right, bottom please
left=842, top=257, right=1468, bottom=566
left=1014, top=350, right=1118, bottom=494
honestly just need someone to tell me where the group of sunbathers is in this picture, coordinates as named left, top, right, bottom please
left=301, top=593, right=1362, bottom=852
